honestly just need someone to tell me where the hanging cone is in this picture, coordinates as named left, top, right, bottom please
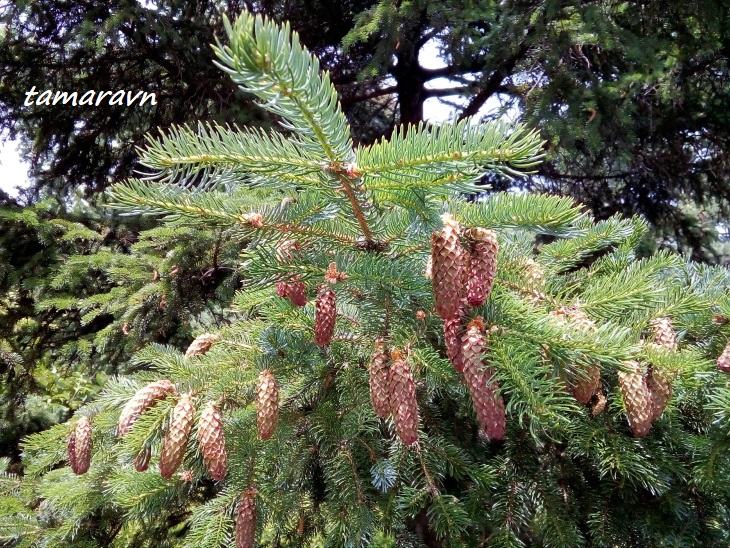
left=74, top=416, right=92, bottom=475
left=257, top=370, right=279, bottom=440
left=287, top=280, right=308, bottom=307
left=235, top=488, right=258, bottom=548
left=572, top=366, right=602, bottom=404
left=369, top=339, right=391, bottom=419
left=444, top=311, right=467, bottom=373
left=67, top=431, right=78, bottom=474
left=314, top=287, right=336, bottom=346
left=389, top=349, right=419, bottom=445
left=198, top=402, right=227, bottom=481
left=184, top=333, right=221, bottom=358
left=159, top=393, right=195, bottom=479
left=646, top=365, right=673, bottom=421
left=718, top=341, right=730, bottom=372
left=431, top=214, right=464, bottom=319
left=650, top=317, right=678, bottom=351
left=133, top=445, right=152, bottom=472
left=118, top=380, right=176, bottom=436
left=617, top=361, right=653, bottom=437
left=461, top=317, right=506, bottom=440
left=465, top=228, right=498, bottom=307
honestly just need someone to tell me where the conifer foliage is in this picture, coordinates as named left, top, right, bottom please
left=4, top=11, right=730, bottom=548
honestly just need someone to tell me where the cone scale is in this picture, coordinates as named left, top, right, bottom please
left=389, top=349, right=419, bottom=446
left=369, top=339, right=391, bottom=419
left=315, top=287, right=336, bottom=346
left=431, top=214, right=464, bottom=319
left=159, top=393, right=195, bottom=479
left=74, top=416, right=92, bottom=475
left=466, top=228, right=498, bottom=307
left=235, top=489, right=258, bottom=548
left=617, top=361, right=653, bottom=437
left=198, top=402, right=227, bottom=480
left=257, top=370, right=279, bottom=440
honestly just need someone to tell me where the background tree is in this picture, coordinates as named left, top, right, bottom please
left=3, top=13, right=730, bottom=546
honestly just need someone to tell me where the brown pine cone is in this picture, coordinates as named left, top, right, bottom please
left=389, top=349, right=419, bottom=445
left=369, top=339, right=391, bottom=419
left=431, top=214, right=464, bottom=319
left=314, top=288, right=336, bottom=346
left=646, top=365, right=673, bottom=421
left=617, top=361, right=653, bottom=437
left=118, top=380, right=176, bottom=436
left=235, top=488, right=258, bottom=548
left=572, top=366, right=602, bottom=404
left=719, top=341, right=730, bottom=372
left=67, top=431, right=78, bottom=474
left=650, top=317, right=678, bottom=351
left=462, top=317, right=506, bottom=440
left=133, top=445, right=151, bottom=472
left=444, top=312, right=467, bottom=373
left=74, top=416, right=92, bottom=475
left=185, top=333, right=221, bottom=358
left=198, top=402, right=227, bottom=481
left=465, top=228, right=498, bottom=307
left=257, top=370, right=279, bottom=440
left=159, top=393, right=195, bottom=479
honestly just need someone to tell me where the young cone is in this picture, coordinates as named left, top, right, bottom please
left=257, top=370, right=279, bottom=440
left=462, top=317, right=506, bottom=440
left=159, top=393, right=195, bottom=479
left=67, top=431, right=78, bottom=474
left=314, top=287, right=336, bottom=346
left=198, top=402, right=227, bottom=480
left=133, top=446, right=151, bottom=472
left=389, top=349, right=419, bottom=445
left=287, top=281, right=308, bottom=307
left=572, top=366, right=602, bottom=404
left=118, top=380, right=176, bottom=436
left=184, top=333, right=220, bottom=358
left=431, top=213, right=464, bottom=319
left=646, top=366, right=673, bottom=421
left=466, top=228, right=498, bottom=307
left=369, top=339, right=391, bottom=419
left=74, top=416, right=92, bottom=475
left=650, top=317, right=678, bottom=350
left=617, top=361, right=653, bottom=437
left=235, top=488, right=258, bottom=548
left=444, top=311, right=467, bottom=373
left=718, top=341, right=730, bottom=372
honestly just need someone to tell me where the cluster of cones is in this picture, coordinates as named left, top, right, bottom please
left=368, top=341, right=420, bottom=446
left=616, top=317, right=678, bottom=437
left=428, top=213, right=507, bottom=440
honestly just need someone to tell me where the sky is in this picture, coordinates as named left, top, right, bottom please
left=0, top=38, right=498, bottom=198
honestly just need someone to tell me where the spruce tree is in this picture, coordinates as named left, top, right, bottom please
left=3, top=11, right=730, bottom=547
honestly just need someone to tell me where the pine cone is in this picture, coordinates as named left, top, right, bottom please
left=462, top=318, right=506, bottom=440
left=159, top=393, right=195, bottom=479
left=133, top=445, right=151, bottom=472
left=118, top=380, right=176, bottom=436
left=67, top=431, right=78, bottom=474
left=74, top=416, right=92, bottom=475
left=646, top=365, right=673, bottom=421
left=185, top=333, right=221, bottom=358
left=572, top=366, right=601, bottom=404
left=431, top=214, right=464, bottom=319
left=198, top=402, right=227, bottom=480
left=617, top=361, right=653, bottom=437
left=257, top=370, right=279, bottom=440
left=389, top=349, right=419, bottom=445
left=650, top=317, right=678, bottom=351
left=466, top=228, right=498, bottom=307
left=369, top=339, right=391, bottom=419
left=314, top=287, right=336, bottom=346
left=444, top=312, right=467, bottom=373
left=287, top=281, right=308, bottom=307
left=719, top=341, right=730, bottom=372
left=235, top=488, right=258, bottom=548
left=275, top=281, right=290, bottom=297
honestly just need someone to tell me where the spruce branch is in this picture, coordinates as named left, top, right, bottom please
left=213, top=12, right=354, bottom=162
